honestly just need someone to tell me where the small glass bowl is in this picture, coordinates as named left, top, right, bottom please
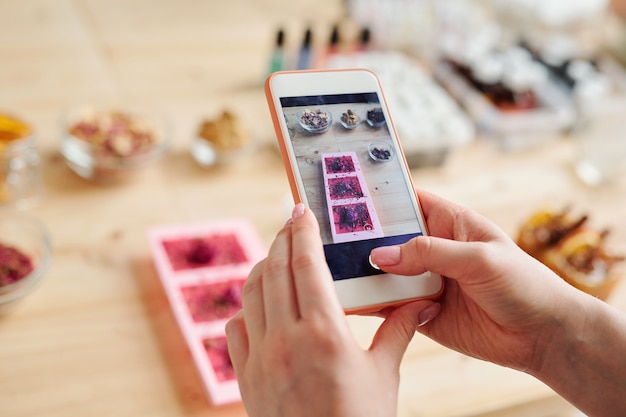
left=339, top=111, right=361, bottom=130
left=297, top=109, right=332, bottom=134
left=191, top=136, right=257, bottom=167
left=0, top=210, right=51, bottom=313
left=365, top=108, right=386, bottom=128
left=191, top=111, right=257, bottom=167
left=368, top=141, right=395, bottom=162
left=60, top=106, right=170, bottom=182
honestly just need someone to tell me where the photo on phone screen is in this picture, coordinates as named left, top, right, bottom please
left=279, top=92, right=425, bottom=281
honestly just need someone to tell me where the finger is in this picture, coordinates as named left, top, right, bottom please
left=262, top=223, right=299, bottom=326
left=416, top=188, right=510, bottom=242
left=289, top=205, right=344, bottom=319
left=241, top=260, right=267, bottom=344
left=369, top=300, right=436, bottom=366
left=414, top=188, right=440, bottom=218
left=414, top=188, right=464, bottom=224
left=225, top=311, right=249, bottom=379
left=370, top=235, right=494, bottom=284
left=415, top=188, right=464, bottom=220
left=414, top=188, right=470, bottom=239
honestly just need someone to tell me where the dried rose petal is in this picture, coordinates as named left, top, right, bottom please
left=332, top=203, right=373, bottom=233
left=68, top=110, right=159, bottom=158
left=328, top=177, right=363, bottom=200
left=0, top=242, right=34, bottom=286
left=324, top=156, right=355, bottom=174
left=300, top=109, right=330, bottom=130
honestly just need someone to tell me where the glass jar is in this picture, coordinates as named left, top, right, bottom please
left=0, top=113, right=43, bottom=209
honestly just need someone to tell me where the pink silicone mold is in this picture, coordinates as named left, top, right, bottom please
left=321, top=152, right=383, bottom=243
left=147, top=219, right=266, bottom=406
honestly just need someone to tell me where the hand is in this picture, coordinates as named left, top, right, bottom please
left=226, top=204, right=437, bottom=417
left=370, top=190, right=580, bottom=373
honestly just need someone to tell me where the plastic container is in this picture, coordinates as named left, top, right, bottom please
left=325, top=52, right=475, bottom=168
left=433, top=58, right=576, bottom=151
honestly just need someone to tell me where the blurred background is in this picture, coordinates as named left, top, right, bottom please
left=1, top=1, right=626, bottom=416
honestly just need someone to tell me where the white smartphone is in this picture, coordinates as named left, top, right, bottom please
left=265, top=68, right=444, bottom=314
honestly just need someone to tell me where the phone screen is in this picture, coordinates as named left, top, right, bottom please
left=279, top=92, right=425, bottom=281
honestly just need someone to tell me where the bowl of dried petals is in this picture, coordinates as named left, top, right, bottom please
left=60, top=106, right=169, bottom=182
left=0, top=210, right=51, bottom=313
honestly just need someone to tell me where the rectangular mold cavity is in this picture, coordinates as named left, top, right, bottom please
left=161, top=233, right=248, bottom=272
left=181, top=278, right=245, bottom=323
left=327, top=176, right=364, bottom=201
left=147, top=219, right=266, bottom=406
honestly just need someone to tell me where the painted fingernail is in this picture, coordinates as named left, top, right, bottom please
left=291, top=203, right=305, bottom=220
left=418, top=303, right=441, bottom=327
left=370, top=245, right=401, bottom=265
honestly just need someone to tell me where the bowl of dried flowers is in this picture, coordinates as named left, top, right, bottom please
left=60, top=106, right=169, bottom=182
left=0, top=211, right=51, bottom=313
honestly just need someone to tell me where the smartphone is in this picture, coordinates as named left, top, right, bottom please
left=265, top=68, right=444, bottom=314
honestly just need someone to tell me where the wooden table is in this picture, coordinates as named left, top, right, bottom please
left=1, top=1, right=625, bottom=416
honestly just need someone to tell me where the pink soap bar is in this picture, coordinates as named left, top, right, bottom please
left=148, top=219, right=266, bottom=406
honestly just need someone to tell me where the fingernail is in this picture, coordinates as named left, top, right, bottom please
left=418, top=303, right=441, bottom=327
left=370, top=245, right=401, bottom=266
left=291, top=203, right=305, bottom=221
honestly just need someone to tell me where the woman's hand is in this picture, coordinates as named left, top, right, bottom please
left=371, top=190, right=579, bottom=373
left=371, top=190, right=626, bottom=417
left=226, top=204, right=437, bottom=417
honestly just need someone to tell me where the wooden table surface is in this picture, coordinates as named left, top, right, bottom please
left=2, top=1, right=625, bottom=416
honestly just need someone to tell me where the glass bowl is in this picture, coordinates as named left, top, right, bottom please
left=365, top=107, right=386, bottom=128
left=297, top=109, right=332, bottom=134
left=0, top=210, right=51, bottom=313
left=191, top=110, right=256, bottom=167
left=60, top=106, right=170, bottom=182
left=191, top=136, right=258, bottom=167
left=339, top=109, right=361, bottom=130
left=368, top=141, right=395, bottom=162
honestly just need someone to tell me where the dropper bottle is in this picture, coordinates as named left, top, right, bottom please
left=328, top=24, right=340, bottom=55
left=357, top=27, right=371, bottom=52
left=269, top=28, right=285, bottom=74
left=318, top=24, right=340, bottom=68
left=297, top=27, right=313, bottom=70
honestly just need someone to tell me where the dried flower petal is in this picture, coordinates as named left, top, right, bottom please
left=0, top=242, right=34, bottom=286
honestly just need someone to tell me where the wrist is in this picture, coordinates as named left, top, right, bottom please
left=527, top=287, right=585, bottom=377
left=528, top=289, right=626, bottom=416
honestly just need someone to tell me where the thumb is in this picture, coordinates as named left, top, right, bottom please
left=371, top=235, right=490, bottom=282
left=368, top=300, right=440, bottom=367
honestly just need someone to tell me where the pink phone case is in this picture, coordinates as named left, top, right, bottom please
left=147, top=219, right=266, bottom=405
